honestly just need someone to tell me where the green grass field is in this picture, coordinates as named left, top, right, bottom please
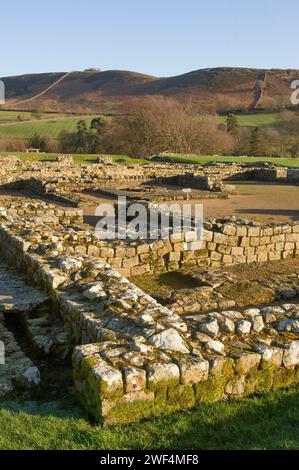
left=0, top=387, right=298, bottom=450
left=0, top=115, right=100, bottom=140
left=0, top=110, right=67, bottom=123
left=0, top=110, right=283, bottom=143
left=1, top=151, right=299, bottom=168
left=220, top=112, right=281, bottom=128
left=149, top=154, right=299, bottom=168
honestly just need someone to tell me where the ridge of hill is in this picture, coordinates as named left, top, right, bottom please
left=1, top=67, right=299, bottom=113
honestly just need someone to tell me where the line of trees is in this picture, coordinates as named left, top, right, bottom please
left=226, top=111, right=299, bottom=157
left=1, top=96, right=299, bottom=157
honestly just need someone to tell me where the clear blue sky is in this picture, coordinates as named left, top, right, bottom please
left=1, top=0, right=299, bottom=77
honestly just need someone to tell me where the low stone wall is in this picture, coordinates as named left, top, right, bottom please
left=1, top=201, right=83, bottom=226
left=2, top=206, right=295, bottom=278
left=226, top=167, right=288, bottom=182
left=0, top=203, right=298, bottom=425
left=37, top=219, right=299, bottom=278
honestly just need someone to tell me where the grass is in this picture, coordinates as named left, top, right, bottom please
left=0, top=115, right=101, bottom=140
left=1, top=151, right=299, bottom=168
left=0, top=110, right=282, bottom=143
left=220, top=112, right=281, bottom=128
left=0, top=110, right=66, bottom=123
left=153, top=154, right=299, bottom=168
left=0, top=387, right=298, bottom=450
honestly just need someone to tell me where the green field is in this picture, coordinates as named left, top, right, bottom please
left=0, top=110, right=283, bottom=143
left=149, top=153, right=299, bottom=168
left=0, top=114, right=100, bottom=140
left=0, top=387, right=298, bottom=450
left=220, top=112, right=281, bottom=128
left=1, top=151, right=299, bottom=168
left=0, top=110, right=65, bottom=122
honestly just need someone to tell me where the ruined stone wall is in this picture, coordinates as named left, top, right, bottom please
left=225, top=166, right=288, bottom=182
left=1, top=201, right=83, bottom=225
left=0, top=160, right=294, bottom=202
left=3, top=199, right=297, bottom=277
left=35, top=219, right=299, bottom=278
left=0, top=207, right=298, bottom=425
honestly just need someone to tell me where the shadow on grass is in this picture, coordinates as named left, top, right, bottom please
left=0, top=387, right=298, bottom=450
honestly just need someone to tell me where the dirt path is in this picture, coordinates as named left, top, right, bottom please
left=202, top=181, right=299, bottom=223
left=161, top=182, right=299, bottom=224
left=6, top=72, right=74, bottom=108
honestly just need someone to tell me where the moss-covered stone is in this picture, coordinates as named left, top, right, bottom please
left=272, top=367, right=297, bottom=390
left=194, top=376, right=227, bottom=403
left=245, top=368, right=274, bottom=395
left=167, top=384, right=195, bottom=408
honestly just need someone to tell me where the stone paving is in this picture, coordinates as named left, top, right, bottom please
left=0, top=260, right=48, bottom=313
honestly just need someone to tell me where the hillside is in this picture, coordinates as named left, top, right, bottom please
left=1, top=67, right=299, bottom=114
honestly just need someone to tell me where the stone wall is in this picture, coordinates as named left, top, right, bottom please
left=0, top=202, right=298, bottom=425
left=34, top=218, right=299, bottom=278
left=3, top=204, right=296, bottom=278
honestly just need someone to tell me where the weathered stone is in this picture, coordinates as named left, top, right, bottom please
left=93, top=360, right=124, bottom=394
left=199, top=320, right=219, bottom=338
left=58, top=257, right=82, bottom=272
left=254, top=345, right=283, bottom=367
left=225, top=376, right=245, bottom=396
left=123, top=367, right=146, bottom=392
left=283, top=341, right=299, bottom=368
left=22, top=367, right=40, bottom=386
left=178, top=357, right=209, bottom=384
left=220, top=317, right=235, bottom=333
left=83, top=284, right=107, bottom=300
left=233, top=352, right=261, bottom=374
left=236, top=319, right=252, bottom=335
left=205, top=340, right=225, bottom=356
left=147, top=363, right=180, bottom=384
left=251, top=315, right=265, bottom=333
left=149, top=328, right=189, bottom=354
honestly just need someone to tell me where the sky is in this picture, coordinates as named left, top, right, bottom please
left=1, top=0, right=299, bottom=77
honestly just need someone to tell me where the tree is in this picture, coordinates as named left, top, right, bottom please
left=226, top=113, right=239, bottom=136
left=100, top=96, right=234, bottom=157
left=76, top=120, right=89, bottom=152
left=90, top=117, right=105, bottom=133
left=27, top=133, right=52, bottom=152
left=250, top=127, right=266, bottom=156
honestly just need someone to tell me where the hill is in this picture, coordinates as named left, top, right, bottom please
left=1, top=67, right=299, bottom=114
left=0, top=114, right=99, bottom=140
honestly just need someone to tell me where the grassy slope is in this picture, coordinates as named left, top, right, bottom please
left=0, top=388, right=298, bottom=450
left=0, top=110, right=281, bottom=141
left=0, top=115, right=100, bottom=140
left=220, top=112, right=280, bottom=128
left=0, top=110, right=67, bottom=122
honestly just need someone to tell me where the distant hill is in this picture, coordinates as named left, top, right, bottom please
left=1, top=67, right=299, bottom=114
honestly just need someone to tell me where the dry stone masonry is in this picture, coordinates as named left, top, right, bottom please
left=0, top=196, right=298, bottom=424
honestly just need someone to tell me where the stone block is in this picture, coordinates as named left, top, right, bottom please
left=178, top=358, right=209, bottom=384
